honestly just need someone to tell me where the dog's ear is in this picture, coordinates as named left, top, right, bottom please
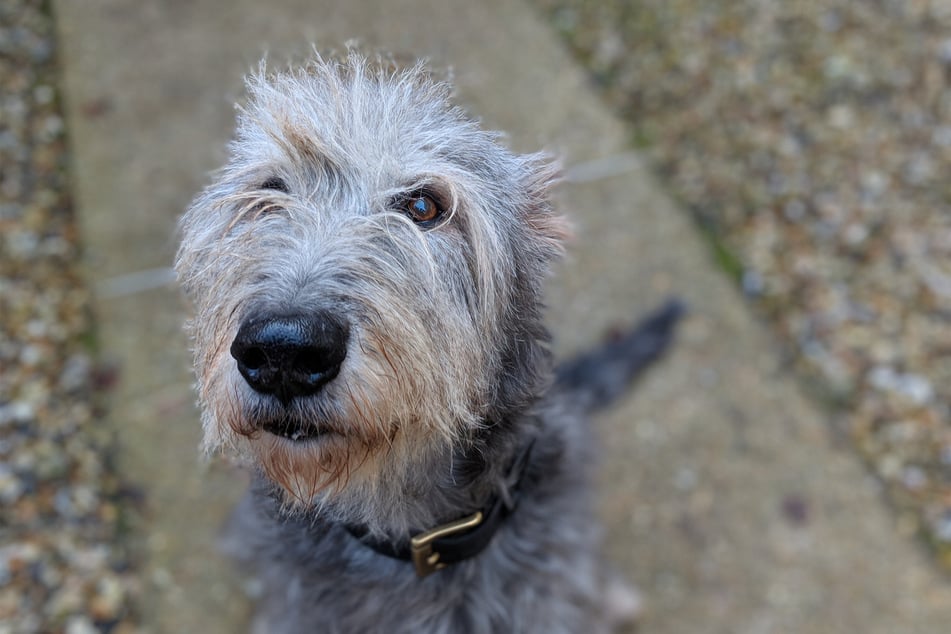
left=522, top=153, right=573, bottom=256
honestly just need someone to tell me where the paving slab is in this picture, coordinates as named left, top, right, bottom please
left=54, top=0, right=951, bottom=632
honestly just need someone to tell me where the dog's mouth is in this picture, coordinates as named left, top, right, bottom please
left=260, top=415, right=327, bottom=442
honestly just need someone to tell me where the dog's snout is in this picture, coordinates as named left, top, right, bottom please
left=230, top=311, right=349, bottom=403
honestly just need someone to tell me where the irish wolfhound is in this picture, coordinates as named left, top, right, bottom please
left=175, top=52, right=681, bottom=633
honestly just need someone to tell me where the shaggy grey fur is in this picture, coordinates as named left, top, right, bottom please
left=176, top=52, right=680, bottom=634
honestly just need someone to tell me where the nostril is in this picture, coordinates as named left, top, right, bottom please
left=240, top=347, right=268, bottom=371
left=295, top=349, right=328, bottom=376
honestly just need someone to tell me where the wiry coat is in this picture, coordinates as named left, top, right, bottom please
left=176, top=53, right=679, bottom=634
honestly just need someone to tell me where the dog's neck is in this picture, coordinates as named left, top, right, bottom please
left=357, top=414, right=532, bottom=530
left=342, top=432, right=537, bottom=576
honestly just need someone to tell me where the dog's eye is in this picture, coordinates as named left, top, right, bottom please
left=260, top=177, right=289, bottom=193
left=403, top=194, right=443, bottom=225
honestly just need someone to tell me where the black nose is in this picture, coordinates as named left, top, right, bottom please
left=230, top=311, right=349, bottom=403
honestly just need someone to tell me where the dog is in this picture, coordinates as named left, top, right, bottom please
left=175, top=52, right=681, bottom=633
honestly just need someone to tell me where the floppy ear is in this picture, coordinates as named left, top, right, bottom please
left=521, top=152, right=573, bottom=257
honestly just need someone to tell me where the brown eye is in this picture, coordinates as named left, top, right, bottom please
left=403, top=194, right=442, bottom=224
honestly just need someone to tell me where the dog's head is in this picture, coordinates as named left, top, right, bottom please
left=175, top=52, right=567, bottom=517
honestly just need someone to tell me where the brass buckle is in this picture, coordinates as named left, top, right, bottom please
left=410, top=511, right=483, bottom=577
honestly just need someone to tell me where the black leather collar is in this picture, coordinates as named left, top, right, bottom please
left=345, top=438, right=536, bottom=577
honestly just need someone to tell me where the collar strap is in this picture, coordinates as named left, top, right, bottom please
left=346, top=438, right=536, bottom=577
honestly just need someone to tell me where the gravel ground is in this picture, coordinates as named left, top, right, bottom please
left=532, top=0, right=951, bottom=568
left=0, top=2, right=138, bottom=632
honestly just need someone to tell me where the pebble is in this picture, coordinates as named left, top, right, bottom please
left=867, top=366, right=935, bottom=407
